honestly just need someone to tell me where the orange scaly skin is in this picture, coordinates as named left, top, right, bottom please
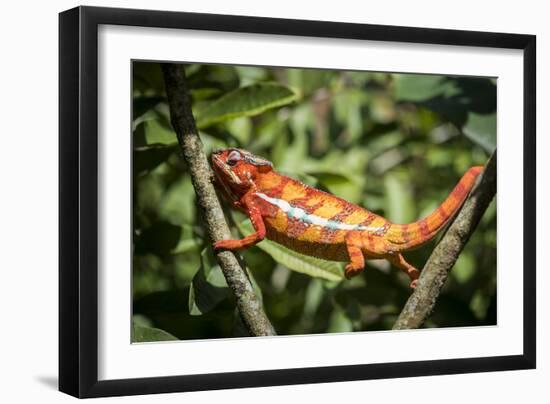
left=211, top=148, right=484, bottom=289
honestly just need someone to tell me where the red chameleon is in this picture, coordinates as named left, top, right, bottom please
left=211, top=148, right=483, bottom=289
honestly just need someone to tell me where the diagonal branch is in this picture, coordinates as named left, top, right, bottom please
left=393, top=150, right=497, bottom=330
left=161, top=63, right=276, bottom=336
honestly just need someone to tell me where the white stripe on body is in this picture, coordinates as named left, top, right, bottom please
left=255, top=192, right=384, bottom=232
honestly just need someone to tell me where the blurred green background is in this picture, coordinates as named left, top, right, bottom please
left=132, top=62, right=497, bottom=342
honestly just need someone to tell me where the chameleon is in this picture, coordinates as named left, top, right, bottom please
left=211, top=148, right=484, bottom=289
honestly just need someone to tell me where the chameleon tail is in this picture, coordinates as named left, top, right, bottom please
left=387, top=166, right=484, bottom=251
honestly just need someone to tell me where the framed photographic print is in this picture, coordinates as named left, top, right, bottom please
left=59, top=6, right=536, bottom=398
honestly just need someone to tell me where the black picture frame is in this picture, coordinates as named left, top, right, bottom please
left=59, top=6, right=536, bottom=398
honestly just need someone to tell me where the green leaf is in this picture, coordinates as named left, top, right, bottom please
left=394, top=74, right=457, bottom=102
left=133, top=96, right=165, bottom=121
left=307, top=171, right=363, bottom=204
left=246, top=266, right=264, bottom=304
left=172, top=247, right=202, bottom=284
left=188, top=248, right=229, bottom=316
left=132, top=314, right=153, bottom=328
left=394, top=75, right=496, bottom=137
left=190, top=88, right=222, bottom=101
left=470, top=290, right=491, bottom=320
left=234, top=66, right=268, bottom=86
left=366, top=130, right=404, bottom=157
left=462, top=112, right=496, bottom=153
left=143, top=118, right=177, bottom=145
left=274, top=104, right=311, bottom=172
left=170, top=224, right=202, bottom=257
left=196, top=83, right=297, bottom=129
left=453, top=252, right=476, bottom=284
left=286, top=68, right=334, bottom=96
left=158, top=175, right=197, bottom=226
left=172, top=235, right=202, bottom=255
left=384, top=174, right=415, bottom=224
left=327, top=306, right=354, bottom=333
left=333, top=90, right=365, bottom=144
left=236, top=219, right=344, bottom=282
left=226, top=116, right=252, bottom=145
left=302, top=278, right=324, bottom=319
left=133, top=144, right=176, bottom=177
left=370, top=94, right=397, bottom=124
left=132, top=321, right=178, bottom=342
left=249, top=112, right=286, bottom=150
left=132, top=254, right=170, bottom=297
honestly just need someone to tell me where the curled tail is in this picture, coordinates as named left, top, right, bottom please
left=386, top=166, right=484, bottom=250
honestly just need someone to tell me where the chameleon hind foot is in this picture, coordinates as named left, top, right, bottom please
left=344, top=262, right=365, bottom=279
left=388, top=253, right=420, bottom=289
left=344, top=238, right=365, bottom=279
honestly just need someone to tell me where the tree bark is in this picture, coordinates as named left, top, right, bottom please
left=393, top=151, right=497, bottom=330
left=161, top=63, right=276, bottom=336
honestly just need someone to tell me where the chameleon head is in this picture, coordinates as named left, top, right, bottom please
left=211, top=148, right=273, bottom=200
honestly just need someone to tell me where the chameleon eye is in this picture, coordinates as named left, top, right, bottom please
left=226, top=150, right=242, bottom=166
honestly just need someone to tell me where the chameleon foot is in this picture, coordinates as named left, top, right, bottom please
left=344, top=233, right=365, bottom=279
left=387, top=253, right=420, bottom=290
left=344, top=263, right=364, bottom=279
left=213, top=239, right=242, bottom=251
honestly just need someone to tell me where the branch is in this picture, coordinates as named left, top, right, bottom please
left=160, top=63, right=276, bottom=336
left=393, top=150, right=497, bottom=330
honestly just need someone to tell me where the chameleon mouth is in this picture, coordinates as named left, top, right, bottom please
left=212, top=154, right=242, bottom=185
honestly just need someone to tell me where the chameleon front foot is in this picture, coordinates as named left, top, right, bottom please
left=213, top=239, right=245, bottom=251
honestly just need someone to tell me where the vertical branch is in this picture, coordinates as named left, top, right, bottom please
left=161, top=63, right=276, bottom=336
left=393, top=151, right=497, bottom=330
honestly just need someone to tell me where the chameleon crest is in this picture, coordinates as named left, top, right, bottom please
left=211, top=148, right=483, bottom=289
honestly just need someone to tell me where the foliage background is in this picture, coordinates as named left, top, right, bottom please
left=132, top=62, right=496, bottom=342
